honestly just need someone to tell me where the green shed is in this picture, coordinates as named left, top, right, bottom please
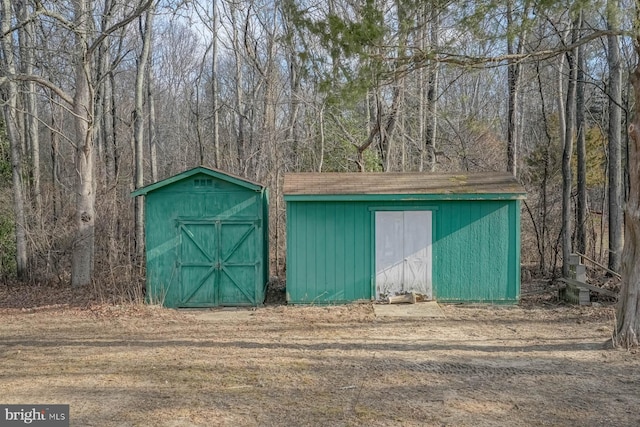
left=132, top=166, right=269, bottom=308
left=284, top=172, right=526, bottom=304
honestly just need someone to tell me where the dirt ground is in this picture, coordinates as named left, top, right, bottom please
left=1, top=281, right=639, bottom=426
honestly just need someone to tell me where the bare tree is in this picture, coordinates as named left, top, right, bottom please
left=0, top=0, right=630, bottom=293
left=210, top=1, right=220, bottom=169
left=134, top=4, right=155, bottom=261
left=424, top=7, right=439, bottom=173
left=1, top=0, right=155, bottom=285
left=16, top=0, right=42, bottom=221
left=561, top=11, right=581, bottom=278
left=575, top=24, right=587, bottom=255
left=0, top=0, right=28, bottom=279
left=610, top=0, right=640, bottom=348
left=95, top=0, right=117, bottom=186
left=70, top=0, right=98, bottom=287
left=506, top=0, right=530, bottom=177
left=148, top=54, right=158, bottom=182
left=615, top=34, right=640, bottom=347
left=229, top=2, right=247, bottom=174
left=607, top=0, right=623, bottom=272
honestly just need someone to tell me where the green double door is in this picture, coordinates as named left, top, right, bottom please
left=178, top=220, right=259, bottom=307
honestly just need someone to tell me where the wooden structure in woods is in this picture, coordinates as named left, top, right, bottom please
left=284, top=172, right=526, bottom=304
left=132, top=167, right=269, bottom=308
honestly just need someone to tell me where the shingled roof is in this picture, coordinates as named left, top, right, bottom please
left=283, top=172, right=526, bottom=196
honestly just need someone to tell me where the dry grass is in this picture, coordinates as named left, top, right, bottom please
left=1, top=289, right=640, bottom=427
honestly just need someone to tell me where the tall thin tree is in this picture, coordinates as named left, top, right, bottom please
left=0, top=0, right=28, bottom=279
left=506, top=0, right=529, bottom=177
left=562, top=11, right=581, bottom=278
left=576, top=26, right=587, bottom=255
left=16, top=0, right=41, bottom=222
left=607, top=0, right=623, bottom=272
left=134, top=5, right=154, bottom=261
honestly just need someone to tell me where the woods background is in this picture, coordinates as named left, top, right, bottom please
left=0, top=0, right=633, bottom=294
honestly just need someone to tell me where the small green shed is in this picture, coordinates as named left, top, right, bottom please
left=284, top=172, right=526, bottom=304
left=132, top=166, right=269, bottom=308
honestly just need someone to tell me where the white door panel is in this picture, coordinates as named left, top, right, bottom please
left=375, top=211, right=432, bottom=300
left=403, top=211, right=432, bottom=295
left=375, top=212, right=404, bottom=297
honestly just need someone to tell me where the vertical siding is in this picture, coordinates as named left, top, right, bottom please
left=510, top=200, right=521, bottom=300
left=145, top=173, right=267, bottom=307
left=335, top=203, right=346, bottom=298
left=434, top=200, right=517, bottom=302
left=286, top=198, right=520, bottom=304
left=286, top=201, right=371, bottom=303
left=262, top=189, right=270, bottom=292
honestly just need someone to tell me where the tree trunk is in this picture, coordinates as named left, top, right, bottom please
left=1, top=0, right=28, bottom=279
left=561, top=13, right=580, bottom=278
left=614, top=64, right=640, bottom=348
left=425, top=12, right=439, bottom=173
left=506, top=0, right=518, bottom=176
left=95, top=0, right=114, bottom=188
left=576, top=33, right=587, bottom=255
left=133, top=6, right=153, bottom=262
left=318, top=105, right=325, bottom=172
left=94, top=60, right=106, bottom=186
left=17, top=0, right=41, bottom=222
left=557, top=52, right=566, bottom=154
left=506, top=0, right=529, bottom=177
left=104, top=68, right=117, bottom=185
left=535, top=63, right=553, bottom=273
left=285, top=55, right=300, bottom=169
left=105, top=65, right=120, bottom=184
left=380, top=0, right=407, bottom=173
left=148, top=60, right=158, bottom=182
left=231, top=5, right=246, bottom=173
left=258, top=10, right=278, bottom=182
left=607, top=0, right=623, bottom=272
left=418, top=7, right=439, bottom=173
left=71, top=0, right=96, bottom=287
left=211, top=0, right=220, bottom=169
left=380, top=82, right=404, bottom=172
left=4, top=105, right=27, bottom=279
left=49, top=96, right=61, bottom=222
left=418, top=22, right=426, bottom=173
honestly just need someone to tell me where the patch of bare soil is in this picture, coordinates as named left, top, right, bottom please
left=1, top=281, right=639, bottom=426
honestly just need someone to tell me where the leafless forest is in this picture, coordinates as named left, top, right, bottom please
left=0, top=1, right=634, bottom=298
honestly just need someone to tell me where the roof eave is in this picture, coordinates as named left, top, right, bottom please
left=131, top=166, right=264, bottom=197
left=284, top=193, right=527, bottom=202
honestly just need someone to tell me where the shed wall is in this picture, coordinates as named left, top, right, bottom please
left=286, top=201, right=372, bottom=303
left=145, top=172, right=267, bottom=307
left=286, top=199, right=520, bottom=304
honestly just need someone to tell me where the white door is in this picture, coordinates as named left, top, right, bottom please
left=375, top=211, right=432, bottom=300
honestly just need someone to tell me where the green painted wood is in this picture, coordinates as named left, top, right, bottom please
left=132, top=166, right=263, bottom=196
left=286, top=201, right=372, bottom=303
left=286, top=198, right=521, bottom=304
left=433, top=200, right=516, bottom=302
left=140, top=169, right=268, bottom=308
